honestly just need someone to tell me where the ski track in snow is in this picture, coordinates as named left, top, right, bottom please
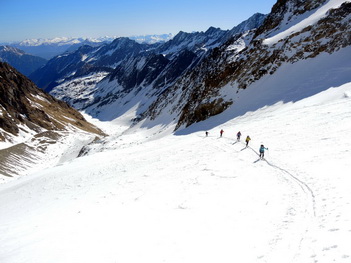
left=211, top=136, right=317, bottom=261
left=1, top=86, right=351, bottom=262
left=2, top=132, right=320, bottom=263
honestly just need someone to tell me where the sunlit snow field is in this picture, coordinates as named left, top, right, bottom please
left=0, top=81, right=350, bottom=263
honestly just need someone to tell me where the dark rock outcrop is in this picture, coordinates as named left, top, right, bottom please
left=0, top=62, right=104, bottom=142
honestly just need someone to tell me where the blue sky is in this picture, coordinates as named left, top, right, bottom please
left=0, top=0, right=277, bottom=42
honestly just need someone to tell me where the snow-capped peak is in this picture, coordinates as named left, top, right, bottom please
left=17, top=36, right=118, bottom=47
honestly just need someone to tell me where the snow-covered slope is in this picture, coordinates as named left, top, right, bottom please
left=0, top=80, right=350, bottom=262
left=262, top=0, right=349, bottom=44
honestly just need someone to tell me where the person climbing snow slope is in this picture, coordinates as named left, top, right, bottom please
left=259, top=144, right=268, bottom=160
left=237, top=131, right=241, bottom=141
left=220, top=129, right=224, bottom=137
left=245, top=135, right=251, bottom=147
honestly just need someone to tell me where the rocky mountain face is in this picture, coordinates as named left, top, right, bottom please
left=254, top=0, right=329, bottom=36
left=144, top=0, right=351, bottom=129
left=0, top=62, right=105, bottom=178
left=0, top=62, right=103, bottom=142
left=0, top=46, right=47, bottom=76
left=29, top=37, right=155, bottom=92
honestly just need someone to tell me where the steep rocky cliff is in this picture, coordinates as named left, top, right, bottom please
left=0, top=62, right=104, bottom=142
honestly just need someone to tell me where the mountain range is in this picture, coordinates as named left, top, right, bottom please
left=2, top=35, right=174, bottom=60
left=1, top=0, right=350, bottom=178
left=30, top=0, right=350, bottom=133
left=30, top=13, right=267, bottom=117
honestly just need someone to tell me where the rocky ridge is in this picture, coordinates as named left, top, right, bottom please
left=0, top=62, right=103, bottom=140
left=0, top=45, right=47, bottom=76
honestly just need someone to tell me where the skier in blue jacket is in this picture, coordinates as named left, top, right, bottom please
left=259, top=145, right=268, bottom=159
left=236, top=131, right=241, bottom=141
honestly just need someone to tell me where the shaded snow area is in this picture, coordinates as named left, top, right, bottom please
left=1, top=80, right=351, bottom=263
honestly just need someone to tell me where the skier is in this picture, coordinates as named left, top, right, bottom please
left=205, top=131, right=209, bottom=137
left=236, top=131, right=241, bottom=141
left=245, top=135, right=251, bottom=147
left=259, top=144, right=268, bottom=159
left=220, top=129, right=224, bottom=137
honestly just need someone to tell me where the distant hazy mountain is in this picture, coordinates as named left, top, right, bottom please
left=3, top=35, right=174, bottom=60
left=5, top=37, right=116, bottom=59
left=129, top=33, right=174, bottom=44
left=0, top=45, right=47, bottom=76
